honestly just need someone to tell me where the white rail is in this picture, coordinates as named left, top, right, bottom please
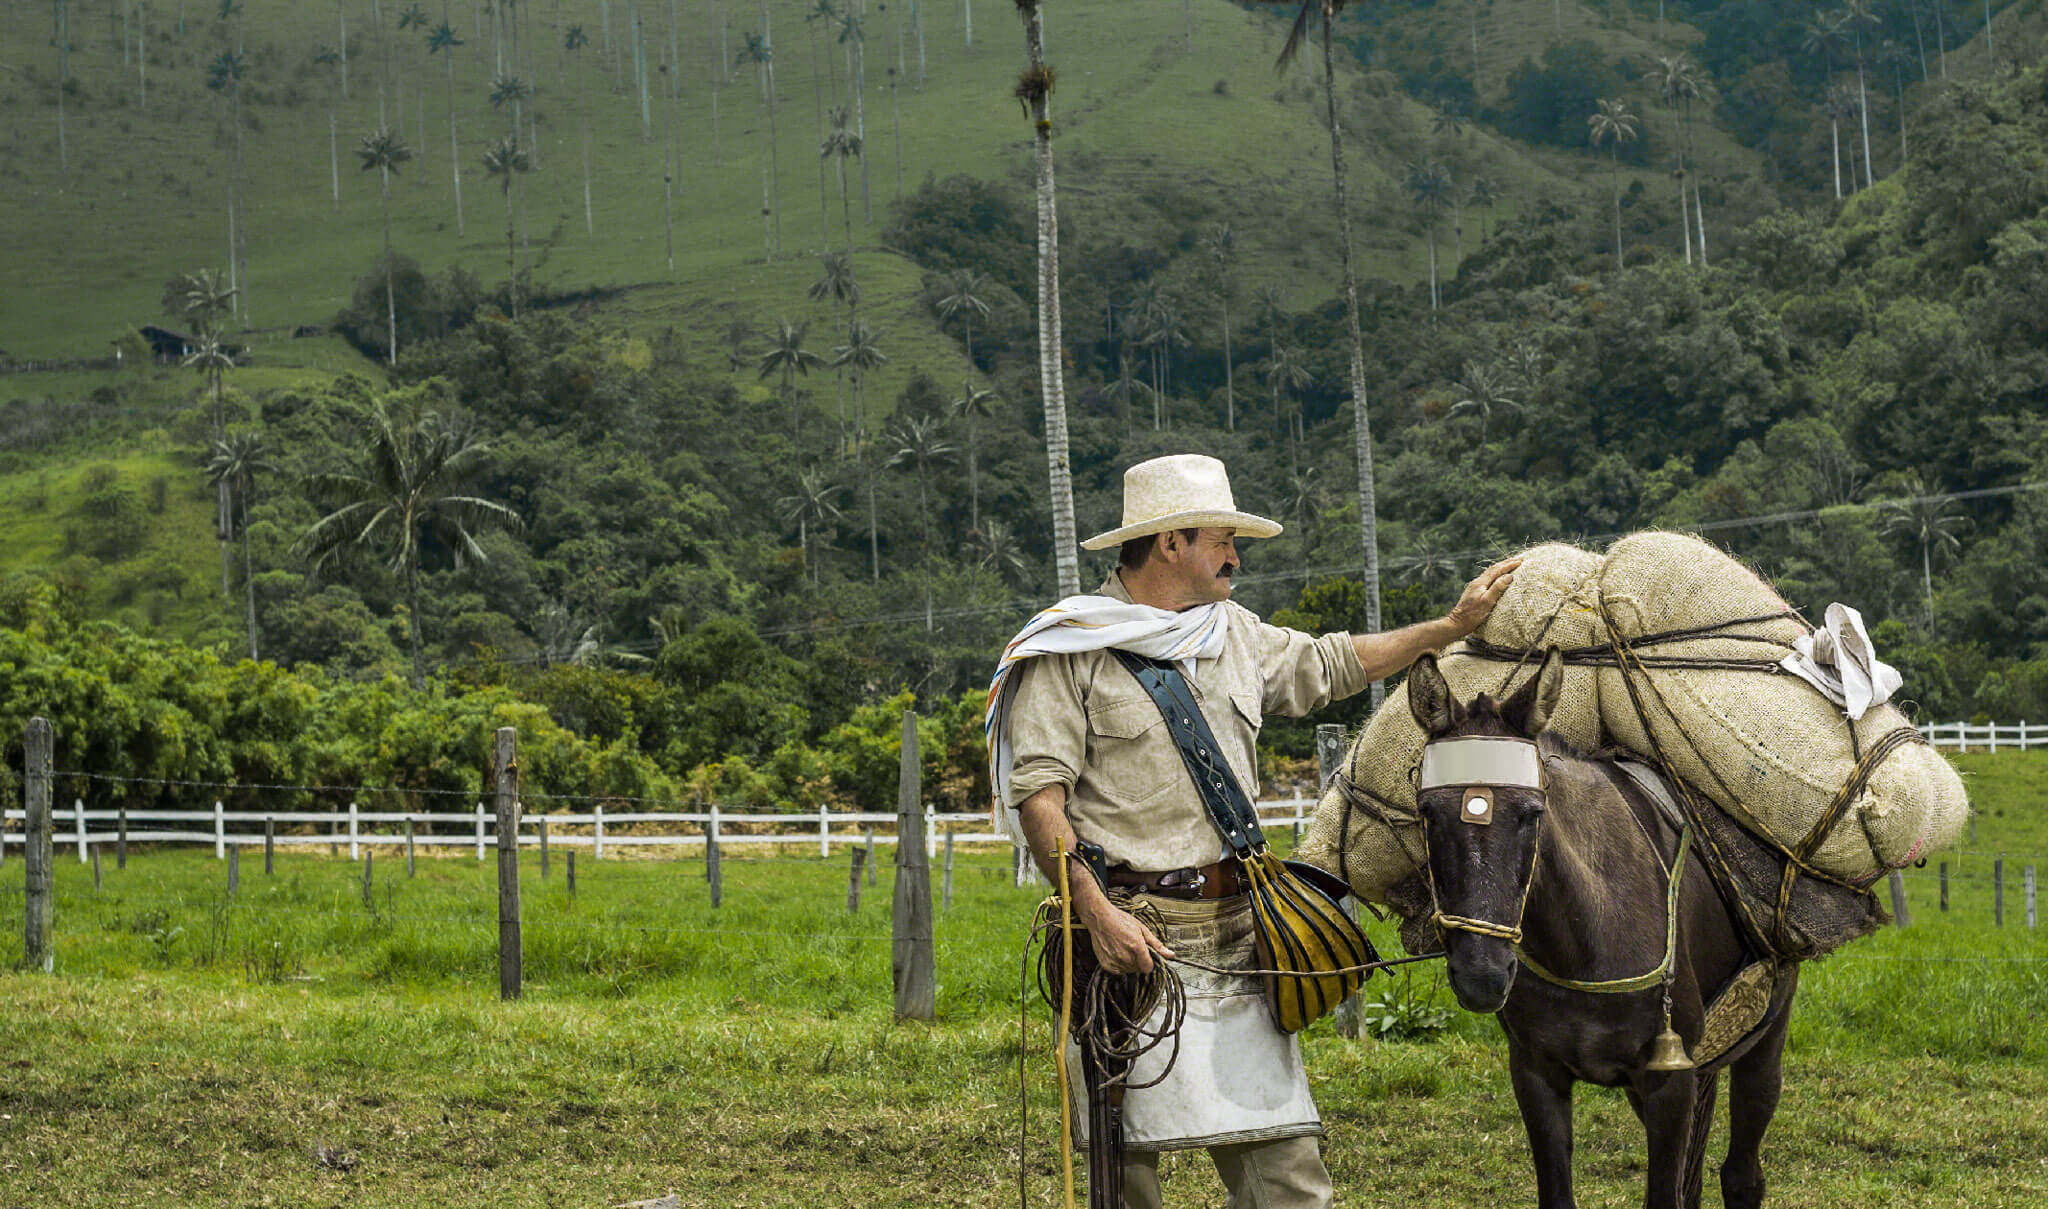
left=0, top=798, right=1320, bottom=863
left=1918, top=721, right=2043, bottom=752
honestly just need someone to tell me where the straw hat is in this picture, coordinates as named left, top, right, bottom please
left=1079, top=454, right=1283, bottom=551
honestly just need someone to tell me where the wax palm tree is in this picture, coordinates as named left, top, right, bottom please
left=844, top=430, right=883, bottom=581
left=736, top=29, right=782, bottom=257
left=179, top=268, right=238, bottom=343
left=777, top=466, right=844, bottom=587
left=205, top=49, right=249, bottom=319
left=1823, top=81, right=1859, bottom=199
left=832, top=319, right=886, bottom=444
left=949, top=380, right=998, bottom=531
left=1200, top=223, right=1239, bottom=429
left=296, top=398, right=526, bottom=689
left=757, top=319, right=827, bottom=442
left=1447, top=361, right=1520, bottom=444
left=1261, top=344, right=1313, bottom=472
left=184, top=333, right=238, bottom=597
left=1588, top=98, right=1638, bottom=269
left=1138, top=300, right=1190, bottom=422
left=1279, top=0, right=1383, bottom=674
left=1466, top=175, right=1499, bottom=242
left=1014, top=0, right=1078, bottom=597
left=1647, top=53, right=1712, bottom=264
left=1402, top=160, right=1454, bottom=312
left=481, top=136, right=532, bottom=313
left=809, top=251, right=861, bottom=440
left=1879, top=38, right=1912, bottom=166
left=934, top=269, right=991, bottom=370
left=428, top=21, right=467, bottom=236
left=397, top=3, right=430, bottom=145
left=820, top=103, right=862, bottom=252
left=888, top=414, right=957, bottom=629
left=970, top=518, right=1030, bottom=589
left=1395, top=536, right=1462, bottom=590
left=836, top=6, right=872, bottom=223
left=315, top=46, right=345, bottom=206
left=887, top=414, right=956, bottom=554
left=1841, top=0, right=1879, bottom=189
left=356, top=127, right=414, bottom=366
left=1880, top=474, right=1972, bottom=627
left=1284, top=466, right=1322, bottom=568
left=205, top=432, right=277, bottom=660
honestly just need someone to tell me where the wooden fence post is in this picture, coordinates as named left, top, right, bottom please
left=819, top=802, right=831, bottom=858
left=73, top=798, right=86, bottom=863
left=864, top=829, right=876, bottom=886
left=1887, top=870, right=1909, bottom=928
left=848, top=847, right=866, bottom=912
left=1994, top=857, right=2005, bottom=927
left=1939, top=861, right=1948, bottom=912
left=1316, top=723, right=1365, bottom=1040
left=117, top=808, right=127, bottom=870
left=362, top=852, right=374, bottom=908
left=329, top=816, right=339, bottom=858
left=475, top=802, right=486, bottom=862
left=707, top=818, right=722, bottom=908
left=228, top=845, right=240, bottom=894
left=942, top=830, right=955, bottom=911
left=405, top=816, right=416, bottom=878
left=494, top=727, right=522, bottom=1001
left=2028, top=866, right=2038, bottom=930
left=214, top=800, right=225, bottom=860
left=594, top=804, right=605, bottom=860
left=348, top=801, right=360, bottom=861
left=567, top=849, right=578, bottom=896
left=893, top=710, right=936, bottom=1021
left=91, top=845, right=102, bottom=892
left=24, top=717, right=54, bottom=973
left=264, top=817, right=275, bottom=876
left=539, top=816, right=550, bottom=880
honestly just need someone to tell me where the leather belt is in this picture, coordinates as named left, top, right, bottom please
left=1107, top=859, right=1246, bottom=900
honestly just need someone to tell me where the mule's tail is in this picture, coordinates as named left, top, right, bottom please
left=1682, top=1070, right=1719, bottom=1209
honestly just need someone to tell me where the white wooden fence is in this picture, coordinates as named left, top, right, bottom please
left=1918, top=721, right=2046, bottom=752
left=0, top=798, right=1320, bottom=864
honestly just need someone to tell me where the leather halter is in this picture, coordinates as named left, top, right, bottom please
left=1415, top=736, right=1547, bottom=946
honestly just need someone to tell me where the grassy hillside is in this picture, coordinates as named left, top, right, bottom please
left=0, top=0, right=1724, bottom=360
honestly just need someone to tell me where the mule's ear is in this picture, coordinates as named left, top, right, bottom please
left=1502, top=647, right=1567, bottom=738
left=1407, top=654, right=1462, bottom=736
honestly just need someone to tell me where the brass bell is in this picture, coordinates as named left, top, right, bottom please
left=1646, top=1024, right=1695, bottom=1072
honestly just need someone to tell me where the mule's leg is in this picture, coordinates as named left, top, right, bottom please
left=1626, top=1069, right=1701, bottom=1209
left=1679, top=1071, right=1719, bottom=1209
left=1721, top=993, right=1796, bottom=1209
left=1507, top=1046, right=1578, bottom=1209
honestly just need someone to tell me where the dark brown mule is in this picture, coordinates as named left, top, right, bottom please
left=1406, top=650, right=1799, bottom=1209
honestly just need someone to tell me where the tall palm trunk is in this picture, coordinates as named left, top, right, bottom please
left=406, top=558, right=426, bottom=690
left=1610, top=141, right=1624, bottom=267
left=381, top=163, right=398, bottom=365
left=853, top=2, right=872, bottom=223
left=1317, top=1, right=1382, bottom=699
left=241, top=485, right=259, bottom=661
left=1854, top=38, right=1875, bottom=188
left=1018, top=0, right=1078, bottom=598
left=446, top=50, right=465, bottom=235
left=1831, top=115, right=1843, bottom=199
left=329, top=109, right=341, bottom=205
left=1220, top=293, right=1235, bottom=430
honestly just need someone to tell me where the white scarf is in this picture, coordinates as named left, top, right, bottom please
left=984, top=594, right=1229, bottom=842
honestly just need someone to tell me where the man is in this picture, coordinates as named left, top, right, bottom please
left=989, top=453, right=1518, bottom=1208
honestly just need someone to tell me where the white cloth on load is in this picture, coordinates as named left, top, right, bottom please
left=985, top=595, right=1228, bottom=844
left=1778, top=603, right=1903, bottom=721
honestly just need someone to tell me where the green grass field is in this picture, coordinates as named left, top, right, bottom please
left=0, top=751, right=2043, bottom=1205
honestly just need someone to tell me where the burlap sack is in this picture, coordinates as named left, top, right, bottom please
left=1300, top=532, right=1969, bottom=907
left=1297, top=544, right=1608, bottom=905
left=1594, top=531, right=1968, bottom=883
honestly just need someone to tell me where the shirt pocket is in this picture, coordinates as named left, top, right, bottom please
left=1084, top=688, right=1177, bottom=809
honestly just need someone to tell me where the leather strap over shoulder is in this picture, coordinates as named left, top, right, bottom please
left=1109, top=648, right=1266, bottom=859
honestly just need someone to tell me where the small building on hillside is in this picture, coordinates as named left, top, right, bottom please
left=140, top=326, right=246, bottom=365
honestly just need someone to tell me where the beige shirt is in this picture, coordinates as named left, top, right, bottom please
left=1005, top=571, right=1369, bottom=870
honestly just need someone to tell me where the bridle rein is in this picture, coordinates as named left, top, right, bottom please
left=1414, top=736, right=1549, bottom=946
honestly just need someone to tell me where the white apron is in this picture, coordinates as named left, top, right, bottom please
left=1068, top=894, right=1322, bottom=1152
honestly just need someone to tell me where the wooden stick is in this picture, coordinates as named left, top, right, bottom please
left=1887, top=870, right=1910, bottom=928
left=892, top=709, right=935, bottom=1021
left=494, top=727, right=522, bottom=1000
left=362, top=851, right=374, bottom=908
left=117, top=807, right=127, bottom=870
left=23, top=717, right=53, bottom=973
left=1939, top=861, right=1948, bottom=912
left=228, top=845, right=240, bottom=895
left=264, top=817, right=275, bottom=876
left=942, top=830, right=955, bottom=911
left=847, top=846, right=865, bottom=912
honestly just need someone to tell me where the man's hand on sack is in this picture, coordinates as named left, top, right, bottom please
left=1077, top=894, right=1176, bottom=975
left=1447, top=556, right=1523, bottom=637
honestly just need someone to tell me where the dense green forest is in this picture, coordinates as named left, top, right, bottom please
left=4, top=0, right=2046, bottom=809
